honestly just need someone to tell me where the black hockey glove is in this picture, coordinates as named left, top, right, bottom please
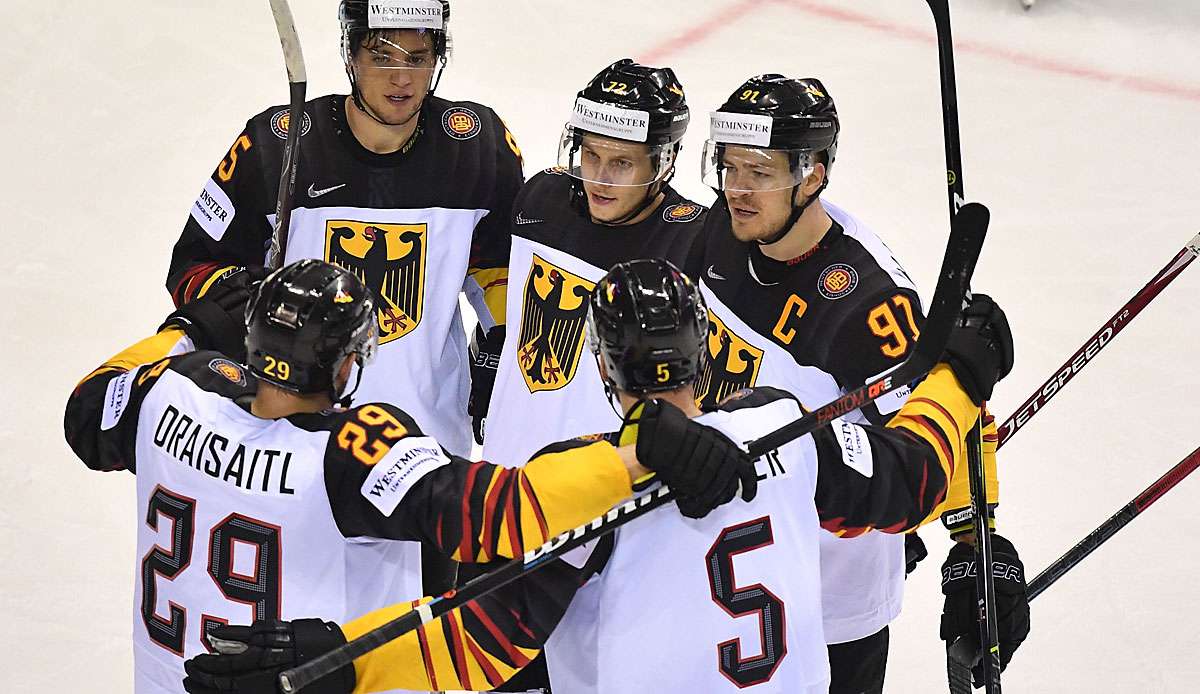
left=468, top=324, right=505, bottom=444
left=631, top=399, right=758, bottom=519
left=161, top=266, right=267, bottom=364
left=182, top=619, right=353, bottom=694
left=942, top=293, right=1014, bottom=405
left=905, top=531, right=928, bottom=576
left=940, top=534, right=1031, bottom=686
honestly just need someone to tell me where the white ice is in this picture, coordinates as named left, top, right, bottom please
left=2, top=1, right=1197, bottom=691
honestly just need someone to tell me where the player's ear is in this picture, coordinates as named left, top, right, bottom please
left=335, top=354, right=356, bottom=388
left=801, top=161, right=826, bottom=197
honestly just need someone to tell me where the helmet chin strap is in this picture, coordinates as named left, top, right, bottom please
left=755, top=178, right=828, bottom=246
left=334, top=356, right=367, bottom=408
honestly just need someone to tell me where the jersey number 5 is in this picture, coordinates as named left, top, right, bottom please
left=142, top=485, right=281, bottom=655
left=705, top=516, right=787, bottom=687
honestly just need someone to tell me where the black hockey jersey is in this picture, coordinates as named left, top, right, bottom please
left=166, top=94, right=523, bottom=456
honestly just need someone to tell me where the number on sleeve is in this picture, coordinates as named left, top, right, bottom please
left=867, top=294, right=922, bottom=358
left=705, top=516, right=787, bottom=687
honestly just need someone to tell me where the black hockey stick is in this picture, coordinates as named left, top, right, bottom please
left=1027, top=444, right=1200, bottom=601
left=266, top=0, right=307, bottom=270
left=996, top=232, right=1200, bottom=450
left=924, top=1, right=1002, bottom=692
left=274, top=205, right=989, bottom=692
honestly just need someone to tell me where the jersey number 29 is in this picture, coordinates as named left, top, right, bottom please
left=142, top=485, right=281, bottom=655
left=705, top=516, right=788, bottom=687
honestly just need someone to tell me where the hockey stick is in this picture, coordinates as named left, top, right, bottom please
left=996, top=232, right=1200, bottom=450
left=266, top=0, right=307, bottom=270
left=924, top=1, right=1002, bottom=692
left=274, top=205, right=989, bottom=692
left=1027, top=444, right=1200, bottom=601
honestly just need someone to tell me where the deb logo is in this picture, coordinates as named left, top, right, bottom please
left=325, top=221, right=427, bottom=344
left=663, top=203, right=704, bottom=223
left=516, top=255, right=596, bottom=393
left=269, top=108, right=312, bottom=140
left=442, top=107, right=481, bottom=140
left=208, top=358, right=247, bottom=386
left=694, top=311, right=763, bottom=410
left=818, top=263, right=859, bottom=300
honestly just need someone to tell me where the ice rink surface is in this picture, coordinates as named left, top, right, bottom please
left=2, top=0, right=1197, bottom=691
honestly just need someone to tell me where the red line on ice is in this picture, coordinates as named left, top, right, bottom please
left=637, top=0, right=762, bottom=65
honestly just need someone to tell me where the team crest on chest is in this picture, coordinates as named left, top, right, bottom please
left=269, top=108, right=312, bottom=140
left=662, top=203, right=703, bottom=223
left=442, top=107, right=481, bottom=140
left=818, top=263, right=859, bottom=300
left=694, top=311, right=764, bottom=410
left=325, top=221, right=427, bottom=345
left=516, top=255, right=597, bottom=393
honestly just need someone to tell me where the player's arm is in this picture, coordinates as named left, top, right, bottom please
left=63, top=328, right=192, bottom=472
left=166, top=123, right=273, bottom=307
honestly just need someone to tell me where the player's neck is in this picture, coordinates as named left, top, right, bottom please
left=598, top=191, right=666, bottom=227
left=250, top=384, right=333, bottom=420
left=760, top=199, right=832, bottom=262
left=620, top=387, right=703, bottom=419
left=344, top=96, right=420, bottom=154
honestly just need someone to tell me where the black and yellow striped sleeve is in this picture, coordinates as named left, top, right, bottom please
left=64, top=328, right=190, bottom=472
left=934, top=405, right=1000, bottom=537
left=327, top=433, right=633, bottom=562
left=812, top=363, right=980, bottom=537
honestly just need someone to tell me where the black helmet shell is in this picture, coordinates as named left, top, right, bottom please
left=716, top=75, right=839, bottom=155
left=245, top=259, right=377, bottom=396
left=589, top=259, right=708, bottom=395
left=574, top=58, right=689, bottom=146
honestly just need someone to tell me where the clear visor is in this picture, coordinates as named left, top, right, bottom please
left=701, top=140, right=815, bottom=193
left=557, top=126, right=677, bottom=187
left=346, top=34, right=441, bottom=73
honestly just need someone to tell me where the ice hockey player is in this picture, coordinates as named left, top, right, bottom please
left=165, top=0, right=521, bottom=464
left=179, top=258, right=1016, bottom=694
left=697, top=74, right=1029, bottom=690
left=477, top=58, right=709, bottom=466
left=65, top=259, right=757, bottom=694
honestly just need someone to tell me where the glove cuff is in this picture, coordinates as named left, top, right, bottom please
left=292, top=619, right=356, bottom=693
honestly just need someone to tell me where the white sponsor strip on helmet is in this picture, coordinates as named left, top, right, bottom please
left=709, top=111, right=773, bottom=147
left=369, top=0, right=444, bottom=30
left=570, top=97, right=651, bottom=143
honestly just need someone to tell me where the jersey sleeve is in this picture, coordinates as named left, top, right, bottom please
left=166, top=123, right=273, bottom=307
left=324, top=418, right=633, bottom=561
left=935, top=405, right=1000, bottom=538
left=340, top=546, right=600, bottom=693
left=63, top=328, right=193, bottom=473
left=823, top=287, right=925, bottom=425
left=812, top=363, right=981, bottom=536
left=462, top=111, right=524, bottom=331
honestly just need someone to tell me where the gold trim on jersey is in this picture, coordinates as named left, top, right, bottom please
left=695, top=311, right=764, bottom=410
left=515, top=255, right=596, bottom=393
left=325, top=221, right=427, bottom=345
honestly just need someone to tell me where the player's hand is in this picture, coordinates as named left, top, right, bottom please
left=162, top=266, right=268, bottom=364
left=941, top=293, right=1014, bottom=405
left=940, top=533, right=1030, bottom=685
left=631, top=399, right=758, bottom=519
left=182, top=618, right=354, bottom=694
left=468, top=324, right=505, bottom=444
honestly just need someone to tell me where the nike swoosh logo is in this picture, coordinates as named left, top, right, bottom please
left=308, top=183, right=346, bottom=198
left=706, top=265, right=726, bottom=281
left=515, top=212, right=544, bottom=225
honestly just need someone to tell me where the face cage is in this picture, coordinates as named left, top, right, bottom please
left=558, top=126, right=680, bottom=188
left=700, top=140, right=817, bottom=193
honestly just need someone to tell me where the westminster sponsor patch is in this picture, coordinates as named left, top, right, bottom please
left=269, top=108, right=312, bottom=140
left=101, top=367, right=141, bottom=431
left=662, top=203, right=703, bottom=223
left=360, top=436, right=451, bottom=517
left=368, top=0, right=445, bottom=30
left=833, top=419, right=874, bottom=478
left=191, top=178, right=236, bottom=241
left=818, top=263, right=859, bottom=300
left=442, top=107, right=481, bottom=140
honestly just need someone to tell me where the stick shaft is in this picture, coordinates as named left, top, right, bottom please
left=997, top=233, right=1200, bottom=449
left=265, top=0, right=307, bottom=270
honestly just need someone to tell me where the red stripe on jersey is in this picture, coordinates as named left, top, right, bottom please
left=462, top=624, right=506, bottom=686
left=173, top=262, right=220, bottom=307
left=479, top=468, right=510, bottom=562
left=907, top=397, right=962, bottom=442
left=908, top=415, right=954, bottom=474
left=519, top=471, right=550, bottom=542
left=503, top=471, right=523, bottom=554
left=459, top=463, right=484, bottom=560
left=482, top=278, right=508, bottom=292
left=444, top=612, right=473, bottom=689
left=414, top=603, right=441, bottom=691
left=506, top=605, right=538, bottom=642
left=466, top=601, right=531, bottom=668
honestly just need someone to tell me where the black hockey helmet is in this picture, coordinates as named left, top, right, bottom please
left=339, top=0, right=451, bottom=120
left=245, top=259, right=378, bottom=399
left=588, top=259, right=708, bottom=396
left=558, top=59, right=690, bottom=223
left=702, top=75, right=840, bottom=243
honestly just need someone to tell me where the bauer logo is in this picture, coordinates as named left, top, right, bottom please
left=369, top=0, right=444, bottom=30
left=191, top=178, right=236, bottom=241
left=709, top=111, right=773, bottom=147
left=570, top=97, right=650, bottom=143
left=360, top=436, right=451, bottom=517
left=818, top=263, right=859, bottom=300
left=269, top=108, right=312, bottom=140
left=663, top=203, right=703, bottom=223
left=442, top=107, right=481, bottom=140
